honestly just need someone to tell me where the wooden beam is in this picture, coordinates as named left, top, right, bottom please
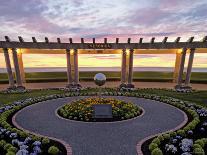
left=116, top=38, right=119, bottom=44
left=5, top=36, right=11, bottom=42
left=175, top=37, right=181, bottom=43
left=150, top=37, right=155, bottom=44
left=32, top=37, right=37, bottom=43
left=69, top=38, right=73, bottom=44
left=104, top=38, right=107, bottom=44
left=202, top=36, right=207, bottom=42
left=57, top=38, right=61, bottom=43
left=18, top=36, right=24, bottom=42
left=139, top=38, right=143, bottom=44
left=187, top=37, right=194, bottom=43
left=127, top=38, right=131, bottom=44
left=162, top=37, right=168, bottom=44
left=0, top=40, right=207, bottom=49
left=93, top=38, right=95, bottom=44
left=45, top=37, right=49, bottom=43
left=81, top=38, right=84, bottom=43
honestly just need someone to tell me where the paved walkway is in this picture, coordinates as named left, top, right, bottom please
left=1, top=81, right=207, bottom=90
left=14, top=96, right=186, bottom=155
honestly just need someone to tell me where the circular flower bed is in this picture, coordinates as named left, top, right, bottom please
left=58, top=97, right=142, bottom=122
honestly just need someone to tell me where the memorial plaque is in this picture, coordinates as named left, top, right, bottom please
left=93, top=104, right=112, bottom=118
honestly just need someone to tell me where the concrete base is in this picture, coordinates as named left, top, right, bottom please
left=119, top=83, right=127, bottom=88
left=174, top=84, right=193, bottom=93
left=126, top=83, right=135, bottom=88
left=16, top=86, right=26, bottom=90
left=66, top=83, right=82, bottom=89
left=7, top=85, right=17, bottom=90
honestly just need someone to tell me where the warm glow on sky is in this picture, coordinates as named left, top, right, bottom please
left=0, top=53, right=207, bottom=69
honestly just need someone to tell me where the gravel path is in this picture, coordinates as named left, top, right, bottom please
left=14, top=96, right=186, bottom=155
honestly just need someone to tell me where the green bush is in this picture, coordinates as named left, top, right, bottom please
left=0, top=140, right=6, bottom=147
left=193, top=148, right=205, bottom=155
left=6, top=151, right=15, bottom=155
left=42, top=138, right=50, bottom=145
left=48, top=146, right=60, bottom=155
left=151, top=138, right=160, bottom=145
left=193, top=144, right=202, bottom=150
left=151, top=148, right=163, bottom=155
left=195, top=139, right=205, bottom=148
left=4, top=143, right=12, bottom=150
left=7, top=146, right=18, bottom=153
left=149, top=143, right=158, bottom=152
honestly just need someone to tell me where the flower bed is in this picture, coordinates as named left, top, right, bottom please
left=58, top=97, right=142, bottom=122
left=137, top=94, right=207, bottom=155
left=0, top=95, right=69, bottom=155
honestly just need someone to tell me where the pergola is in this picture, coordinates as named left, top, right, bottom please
left=1, top=36, right=207, bottom=89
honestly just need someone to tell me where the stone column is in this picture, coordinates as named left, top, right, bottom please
left=73, top=49, right=81, bottom=87
left=173, top=50, right=182, bottom=83
left=127, top=49, right=134, bottom=88
left=120, top=49, right=127, bottom=87
left=17, top=50, right=26, bottom=83
left=66, top=49, right=73, bottom=87
left=12, top=48, right=24, bottom=89
left=185, top=48, right=195, bottom=86
left=3, top=48, right=15, bottom=89
left=175, top=48, right=187, bottom=89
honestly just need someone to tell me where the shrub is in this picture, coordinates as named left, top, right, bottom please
left=193, top=144, right=202, bottom=150
left=152, top=138, right=161, bottom=145
left=42, top=138, right=50, bottom=145
left=48, top=146, right=60, bottom=155
left=0, top=140, right=6, bottom=147
left=151, top=148, right=163, bottom=155
left=6, top=151, right=15, bottom=155
left=195, top=139, right=205, bottom=148
left=193, top=148, right=205, bottom=155
left=177, top=129, right=185, bottom=137
left=4, top=143, right=12, bottom=150
left=7, top=146, right=18, bottom=153
left=149, top=143, right=158, bottom=152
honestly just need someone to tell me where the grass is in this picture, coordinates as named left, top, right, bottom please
left=0, top=71, right=207, bottom=83
left=0, top=88, right=207, bottom=108
left=0, top=89, right=64, bottom=106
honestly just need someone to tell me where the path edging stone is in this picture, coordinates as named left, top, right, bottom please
left=12, top=109, right=73, bottom=155
left=136, top=103, right=188, bottom=155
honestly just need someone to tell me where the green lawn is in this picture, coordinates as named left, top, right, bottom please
left=0, top=71, right=207, bottom=83
left=0, top=89, right=207, bottom=108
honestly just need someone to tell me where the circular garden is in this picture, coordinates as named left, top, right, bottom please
left=0, top=87, right=207, bottom=155
left=58, top=97, right=142, bottom=122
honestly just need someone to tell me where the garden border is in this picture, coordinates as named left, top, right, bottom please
left=12, top=106, right=73, bottom=155
left=136, top=103, right=188, bottom=155
left=55, top=96, right=146, bottom=124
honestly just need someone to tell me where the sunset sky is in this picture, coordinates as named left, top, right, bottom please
left=0, top=0, right=207, bottom=69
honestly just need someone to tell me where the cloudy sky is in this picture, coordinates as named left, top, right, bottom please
left=0, top=0, right=207, bottom=69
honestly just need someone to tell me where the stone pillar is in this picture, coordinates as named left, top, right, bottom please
left=17, top=50, right=26, bottom=83
left=73, top=49, right=81, bottom=87
left=185, top=48, right=195, bottom=87
left=120, top=49, right=127, bottom=87
left=175, top=48, right=187, bottom=89
left=66, top=49, right=73, bottom=87
left=127, top=49, right=134, bottom=88
left=173, top=50, right=182, bottom=83
left=3, top=48, right=15, bottom=89
left=12, top=48, right=24, bottom=89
